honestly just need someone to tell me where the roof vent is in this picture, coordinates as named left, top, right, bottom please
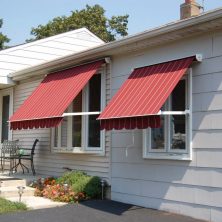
left=180, top=0, right=202, bottom=19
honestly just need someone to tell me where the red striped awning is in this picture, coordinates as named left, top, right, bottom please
left=99, top=56, right=195, bottom=130
left=10, top=60, right=104, bottom=130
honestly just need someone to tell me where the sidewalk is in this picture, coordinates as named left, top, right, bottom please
left=1, top=172, right=66, bottom=210
left=6, top=196, right=67, bottom=210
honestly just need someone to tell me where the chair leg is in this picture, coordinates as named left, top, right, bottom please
left=2, top=157, right=5, bottom=173
left=9, top=159, right=12, bottom=175
left=20, top=159, right=29, bottom=174
left=13, top=159, right=17, bottom=172
left=21, top=162, right=29, bottom=173
left=20, top=162, right=25, bottom=174
left=0, top=156, right=2, bottom=171
left=1, top=159, right=3, bottom=173
left=9, top=158, right=16, bottom=175
left=31, top=159, right=36, bottom=175
left=0, top=156, right=3, bottom=172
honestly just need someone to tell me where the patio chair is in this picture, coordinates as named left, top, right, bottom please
left=0, top=140, right=19, bottom=174
left=13, top=139, right=39, bottom=175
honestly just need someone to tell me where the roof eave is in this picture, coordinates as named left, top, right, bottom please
left=9, top=7, right=222, bottom=80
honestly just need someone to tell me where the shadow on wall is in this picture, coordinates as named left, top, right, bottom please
left=192, top=60, right=222, bottom=149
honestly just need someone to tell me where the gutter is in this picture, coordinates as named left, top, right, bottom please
left=9, top=7, right=222, bottom=79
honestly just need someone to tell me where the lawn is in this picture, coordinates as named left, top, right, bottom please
left=0, top=197, right=27, bottom=214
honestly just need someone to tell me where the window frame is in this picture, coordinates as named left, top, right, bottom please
left=143, top=68, right=192, bottom=161
left=51, top=66, right=106, bottom=155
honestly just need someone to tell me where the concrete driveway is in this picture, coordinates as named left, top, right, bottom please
left=0, top=200, right=206, bottom=222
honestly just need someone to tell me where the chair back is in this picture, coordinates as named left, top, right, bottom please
left=2, top=140, right=19, bottom=157
left=31, top=139, right=39, bottom=156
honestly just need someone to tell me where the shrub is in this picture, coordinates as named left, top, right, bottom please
left=56, top=171, right=86, bottom=185
left=58, top=171, right=101, bottom=198
left=84, top=176, right=101, bottom=198
left=42, top=184, right=85, bottom=203
left=32, top=171, right=102, bottom=202
left=71, top=176, right=90, bottom=193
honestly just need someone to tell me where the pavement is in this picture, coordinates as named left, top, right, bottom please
left=0, top=200, right=206, bottom=222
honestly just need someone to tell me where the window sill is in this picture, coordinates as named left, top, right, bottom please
left=52, top=148, right=105, bottom=156
left=143, top=153, right=192, bottom=161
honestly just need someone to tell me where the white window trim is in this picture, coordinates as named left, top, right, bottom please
left=0, top=88, right=13, bottom=144
left=143, top=68, right=192, bottom=161
left=52, top=67, right=106, bottom=155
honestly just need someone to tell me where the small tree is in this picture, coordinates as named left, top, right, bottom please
left=28, top=4, right=129, bottom=42
left=0, top=19, right=10, bottom=50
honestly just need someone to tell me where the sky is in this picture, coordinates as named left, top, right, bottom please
left=0, top=0, right=222, bottom=46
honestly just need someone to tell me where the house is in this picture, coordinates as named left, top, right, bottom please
left=1, top=1, right=222, bottom=221
left=0, top=27, right=104, bottom=172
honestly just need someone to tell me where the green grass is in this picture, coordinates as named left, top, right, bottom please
left=0, top=197, right=27, bottom=214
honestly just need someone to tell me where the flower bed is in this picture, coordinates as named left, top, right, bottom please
left=31, top=171, right=101, bottom=203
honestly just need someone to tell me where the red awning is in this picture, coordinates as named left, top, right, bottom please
left=99, top=56, right=195, bottom=130
left=10, top=60, right=104, bottom=130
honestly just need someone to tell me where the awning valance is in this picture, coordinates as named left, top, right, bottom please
left=10, top=60, right=104, bottom=130
left=99, top=56, right=196, bottom=130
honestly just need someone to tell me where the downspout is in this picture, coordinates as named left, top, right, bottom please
left=107, top=59, right=112, bottom=191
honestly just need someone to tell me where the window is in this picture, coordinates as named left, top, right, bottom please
left=52, top=71, right=105, bottom=154
left=143, top=70, right=192, bottom=160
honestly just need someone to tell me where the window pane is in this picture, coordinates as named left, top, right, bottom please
left=151, top=116, right=165, bottom=150
left=54, top=127, right=58, bottom=147
left=61, top=117, right=68, bottom=147
left=88, top=114, right=100, bottom=147
left=89, top=74, right=101, bottom=111
left=88, top=74, right=101, bottom=148
left=1, top=95, right=10, bottom=143
left=72, top=92, right=82, bottom=147
left=171, top=80, right=186, bottom=111
left=170, top=115, right=186, bottom=150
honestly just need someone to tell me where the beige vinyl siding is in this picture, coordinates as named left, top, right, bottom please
left=12, top=64, right=111, bottom=182
left=110, top=30, right=222, bottom=222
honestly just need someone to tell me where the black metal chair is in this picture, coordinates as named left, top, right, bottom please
left=13, top=139, right=39, bottom=175
left=1, top=140, right=19, bottom=174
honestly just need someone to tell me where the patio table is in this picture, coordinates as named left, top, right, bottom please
left=11, top=148, right=29, bottom=174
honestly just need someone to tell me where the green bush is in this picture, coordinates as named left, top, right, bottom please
left=56, top=171, right=87, bottom=185
left=58, top=171, right=101, bottom=198
left=0, top=197, right=27, bottom=214
left=84, top=176, right=101, bottom=198
left=71, top=176, right=90, bottom=193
